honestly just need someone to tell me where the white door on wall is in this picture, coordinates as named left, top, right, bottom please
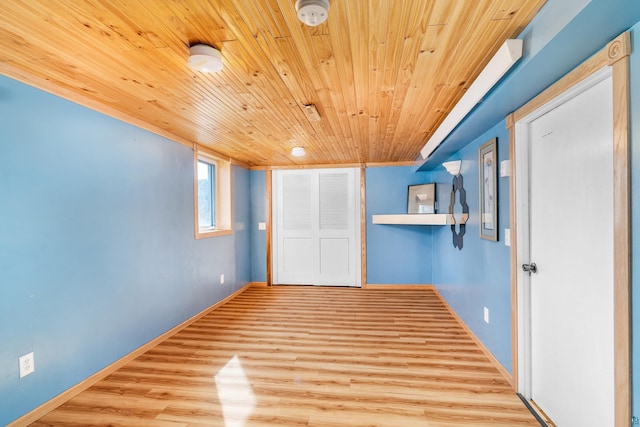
left=272, top=168, right=361, bottom=287
left=516, top=69, right=614, bottom=426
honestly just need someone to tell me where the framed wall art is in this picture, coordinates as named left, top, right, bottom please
left=479, top=138, right=498, bottom=241
left=407, top=183, right=436, bottom=214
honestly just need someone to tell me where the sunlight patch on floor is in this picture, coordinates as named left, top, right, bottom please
left=215, top=355, right=256, bottom=427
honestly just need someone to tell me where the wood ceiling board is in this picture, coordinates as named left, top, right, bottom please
left=0, top=0, right=546, bottom=166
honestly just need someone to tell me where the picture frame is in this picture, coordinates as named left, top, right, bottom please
left=407, top=183, right=436, bottom=214
left=479, top=138, right=498, bottom=241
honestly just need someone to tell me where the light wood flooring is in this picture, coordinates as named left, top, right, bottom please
left=31, top=286, right=541, bottom=426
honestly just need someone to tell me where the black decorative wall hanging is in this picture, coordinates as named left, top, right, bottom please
left=448, top=174, right=469, bottom=250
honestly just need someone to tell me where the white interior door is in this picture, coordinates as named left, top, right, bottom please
left=516, top=69, right=614, bottom=426
left=272, top=168, right=361, bottom=287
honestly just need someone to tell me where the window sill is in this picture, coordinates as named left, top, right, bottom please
left=195, top=228, right=233, bottom=239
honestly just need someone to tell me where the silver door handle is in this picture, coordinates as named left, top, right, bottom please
left=522, top=263, right=537, bottom=274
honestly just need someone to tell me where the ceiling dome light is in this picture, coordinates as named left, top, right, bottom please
left=295, top=0, right=330, bottom=27
left=291, top=147, right=306, bottom=157
left=188, top=44, right=223, bottom=73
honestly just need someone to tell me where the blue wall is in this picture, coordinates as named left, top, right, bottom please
left=254, top=165, right=438, bottom=286
left=0, top=75, right=251, bottom=425
left=431, top=122, right=512, bottom=373
left=250, top=170, right=267, bottom=282
left=365, top=166, right=435, bottom=284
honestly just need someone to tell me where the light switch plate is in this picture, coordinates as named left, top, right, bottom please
left=500, top=160, right=511, bottom=177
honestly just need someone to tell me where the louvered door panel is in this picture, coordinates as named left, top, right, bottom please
left=319, top=173, right=349, bottom=230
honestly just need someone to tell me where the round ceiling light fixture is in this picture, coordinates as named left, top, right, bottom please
left=188, top=44, right=223, bottom=73
left=295, top=0, right=330, bottom=27
left=291, top=147, right=306, bottom=157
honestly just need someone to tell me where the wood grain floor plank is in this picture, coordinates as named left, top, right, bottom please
left=30, top=286, right=539, bottom=426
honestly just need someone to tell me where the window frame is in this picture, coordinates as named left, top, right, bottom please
left=193, top=148, right=232, bottom=239
left=197, top=159, right=216, bottom=229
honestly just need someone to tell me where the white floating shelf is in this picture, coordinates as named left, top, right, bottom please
left=371, top=214, right=448, bottom=225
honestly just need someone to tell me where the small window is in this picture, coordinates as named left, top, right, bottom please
left=197, top=160, right=216, bottom=229
left=194, top=149, right=232, bottom=239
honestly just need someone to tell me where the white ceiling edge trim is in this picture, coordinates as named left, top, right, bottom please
left=419, top=39, right=523, bottom=160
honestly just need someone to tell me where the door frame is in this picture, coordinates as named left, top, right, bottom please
left=270, top=166, right=363, bottom=287
left=506, top=32, right=630, bottom=425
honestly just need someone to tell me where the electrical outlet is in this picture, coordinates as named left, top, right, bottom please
left=483, top=307, right=490, bottom=324
left=220, top=274, right=225, bottom=284
left=19, top=352, right=35, bottom=378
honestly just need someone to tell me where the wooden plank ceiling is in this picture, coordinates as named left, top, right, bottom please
left=0, top=0, right=545, bottom=167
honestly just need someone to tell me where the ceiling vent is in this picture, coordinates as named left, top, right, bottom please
left=295, top=0, right=330, bottom=27
left=303, top=104, right=321, bottom=121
